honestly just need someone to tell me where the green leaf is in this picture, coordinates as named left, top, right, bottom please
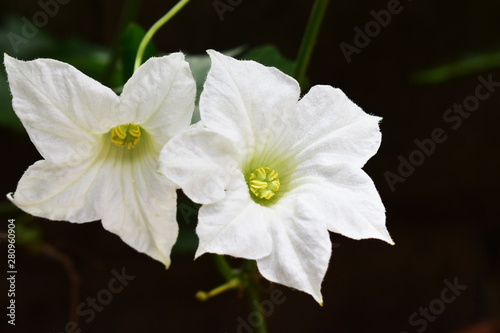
left=411, top=51, right=500, bottom=85
left=242, top=44, right=295, bottom=76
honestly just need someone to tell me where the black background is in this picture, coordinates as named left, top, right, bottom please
left=1, top=0, right=499, bottom=332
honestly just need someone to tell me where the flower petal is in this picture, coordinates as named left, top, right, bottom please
left=284, top=85, right=382, bottom=170
left=8, top=151, right=107, bottom=222
left=100, top=133, right=179, bottom=266
left=158, top=127, right=240, bottom=204
left=4, top=54, right=119, bottom=164
left=201, top=50, right=300, bottom=162
left=257, top=198, right=331, bottom=304
left=119, top=53, right=196, bottom=151
left=195, top=176, right=273, bottom=260
left=291, top=165, right=393, bottom=244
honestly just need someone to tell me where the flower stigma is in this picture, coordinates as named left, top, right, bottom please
left=249, top=167, right=280, bottom=199
left=111, top=123, right=142, bottom=149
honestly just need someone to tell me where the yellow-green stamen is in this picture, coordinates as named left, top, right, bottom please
left=111, top=123, right=141, bottom=149
left=249, top=167, right=280, bottom=199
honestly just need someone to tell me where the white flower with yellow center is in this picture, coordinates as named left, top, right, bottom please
left=4, top=53, right=195, bottom=267
left=159, top=50, right=393, bottom=302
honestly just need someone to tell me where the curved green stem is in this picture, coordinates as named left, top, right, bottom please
left=133, top=0, right=191, bottom=71
left=293, top=0, right=330, bottom=87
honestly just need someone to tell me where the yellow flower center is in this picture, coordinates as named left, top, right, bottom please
left=249, top=167, right=280, bottom=199
left=111, top=123, right=141, bottom=149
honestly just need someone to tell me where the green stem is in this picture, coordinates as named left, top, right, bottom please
left=293, top=0, right=330, bottom=87
left=214, top=254, right=235, bottom=281
left=207, top=258, right=268, bottom=332
left=133, top=0, right=190, bottom=71
left=244, top=260, right=268, bottom=333
left=196, top=277, right=241, bottom=301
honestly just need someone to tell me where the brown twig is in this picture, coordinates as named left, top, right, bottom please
left=0, top=233, right=80, bottom=325
left=40, top=243, right=81, bottom=326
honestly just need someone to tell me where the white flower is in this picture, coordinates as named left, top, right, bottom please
left=4, top=53, right=196, bottom=267
left=159, top=50, right=393, bottom=303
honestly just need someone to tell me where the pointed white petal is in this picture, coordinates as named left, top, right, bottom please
left=8, top=149, right=107, bottom=222
left=195, top=176, right=273, bottom=260
left=291, top=165, right=393, bottom=244
left=284, top=85, right=382, bottom=170
left=201, top=50, right=300, bottom=161
left=119, top=53, right=196, bottom=151
left=257, top=198, right=331, bottom=304
left=159, top=127, right=241, bottom=204
left=100, top=133, right=179, bottom=266
left=4, top=55, right=119, bottom=164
